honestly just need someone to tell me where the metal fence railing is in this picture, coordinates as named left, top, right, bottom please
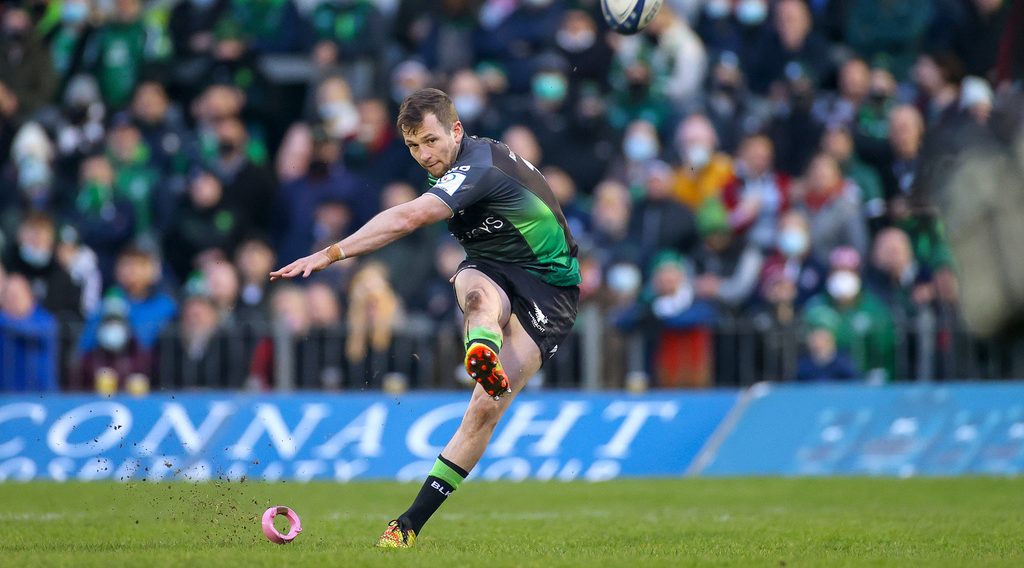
left=3, top=306, right=1024, bottom=393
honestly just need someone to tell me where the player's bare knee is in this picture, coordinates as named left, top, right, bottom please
left=464, top=396, right=503, bottom=432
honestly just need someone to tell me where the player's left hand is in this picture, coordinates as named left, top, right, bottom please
left=269, top=250, right=333, bottom=281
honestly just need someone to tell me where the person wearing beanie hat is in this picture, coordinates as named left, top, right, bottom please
left=693, top=199, right=764, bottom=315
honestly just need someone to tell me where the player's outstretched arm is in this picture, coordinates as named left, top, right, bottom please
left=269, top=194, right=451, bottom=280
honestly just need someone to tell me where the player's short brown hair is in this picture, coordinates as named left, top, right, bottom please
left=396, top=88, right=458, bottom=135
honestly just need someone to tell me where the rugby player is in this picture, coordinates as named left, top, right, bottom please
left=270, top=88, right=581, bottom=548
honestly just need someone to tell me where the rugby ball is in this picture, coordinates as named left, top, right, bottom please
left=601, top=0, right=664, bottom=35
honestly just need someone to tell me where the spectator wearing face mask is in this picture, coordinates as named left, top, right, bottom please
left=76, top=295, right=150, bottom=391
left=2, top=211, right=82, bottom=320
left=209, top=116, right=277, bottom=237
left=168, top=0, right=229, bottom=61
left=672, top=114, right=736, bottom=210
left=0, top=5, right=57, bottom=119
left=722, top=134, right=790, bottom=251
left=474, top=0, right=565, bottom=93
left=0, top=272, right=58, bottom=391
left=758, top=209, right=827, bottom=308
left=48, top=74, right=107, bottom=174
left=233, top=236, right=276, bottom=328
left=447, top=70, right=504, bottom=141
left=8, top=122, right=58, bottom=214
left=746, top=262, right=802, bottom=382
left=696, top=0, right=771, bottom=65
left=614, top=251, right=718, bottom=387
left=344, top=97, right=423, bottom=200
left=803, top=246, right=895, bottom=382
left=70, top=154, right=136, bottom=282
left=78, top=246, right=177, bottom=353
left=609, top=119, right=664, bottom=194
left=43, top=0, right=96, bottom=94
left=163, top=171, right=245, bottom=282
left=553, top=9, right=613, bottom=92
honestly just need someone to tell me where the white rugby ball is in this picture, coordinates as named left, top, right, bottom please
left=601, top=0, right=664, bottom=35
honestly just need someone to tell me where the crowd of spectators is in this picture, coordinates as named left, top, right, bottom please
left=1, top=0, right=1021, bottom=392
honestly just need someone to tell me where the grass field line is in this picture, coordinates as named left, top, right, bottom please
left=0, top=512, right=88, bottom=521
left=324, top=508, right=616, bottom=522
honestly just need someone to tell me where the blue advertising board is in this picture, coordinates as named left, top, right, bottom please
left=697, top=382, right=1024, bottom=476
left=0, top=391, right=737, bottom=482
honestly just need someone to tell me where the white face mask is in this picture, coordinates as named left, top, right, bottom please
left=705, top=0, right=732, bottom=19
left=607, top=263, right=642, bottom=295
left=777, top=228, right=809, bottom=257
left=686, top=145, right=712, bottom=168
left=319, top=101, right=359, bottom=139
left=736, top=0, right=768, bottom=25
left=556, top=29, right=596, bottom=53
left=98, top=321, right=130, bottom=351
left=827, top=271, right=861, bottom=300
left=453, top=94, right=484, bottom=121
left=624, top=134, right=658, bottom=162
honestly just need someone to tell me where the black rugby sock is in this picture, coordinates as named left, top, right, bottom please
left=398, top=455, right=469, bottom=534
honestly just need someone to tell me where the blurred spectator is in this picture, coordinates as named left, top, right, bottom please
left=865, top=227, right=934, bottom=319
left=845, top=0, right=934, bottom=80
left=209, top=116, right=277, bottom=236
left=0, top=81, right=21, bottom=181
left=747, top=262, right=801, bottom=382
left=0, top=273, right=58, bottom=391
left=693, top=200, right=764, bottom=311
left=609, top=119, right=663, bottom=195
left=248, top=284, right=308, bottom=390
left=723, top=134, right=790, bottom=250
left=49, top=74, right=107, bottom=176
left=795, top=316, right=860, bottom=382
left=168, top=0, right=229, bottom=61
left=949, top=0, right=1008, bottom=78
left=820, top=126, right=886, bottom=232
left=758, top=210, right=827, bottom=308
left=704, top=52, right=757, bottom=154
left=589, top=180, right=641, bottom=267
left=156, top=290, right=240, bottom=389
left=312, top=75, right=359, bottom=142
left=346, top=262, right=401, bottom=384
left=305, top=282, right=345, bottom=390
left=2, top=211, right=82, bottom=320
left=629, top=160, right=699, bottom=265
left=366, top=182, right=437, bottom=310
left=70, top=154, right=136, bottom=281
left=803, top=246, right=895, bottom=382
left=553, top=9, right=613, bottom=92
left=8, top=122, right=57, bottom=215
left=607, top=50, right=674, bottom=132
left=813, top=58, right=870, bottom=131
left=881, top=105, right=925, bottom=206
left=474, top=0, right=564, bottom=92
left=44, top=0, right=95, bottom=93
left=746, top=0, right=830, bottom=95
left=310, top=0, right=387, bottom=97
left=448, top=69, right=504, bottom=140
left=202, top=260, right=240, bottom=324
left=393, top=0, right=478, bottom=74
left=543, top=166, right=590, bottom=247
left=76, top=295, right=150, bottom=391
left=163, top=171, right=245, bottom=282
left=798, top=153, right=869, bottom=265
left=850, top=65, right=899, bottom=163
left=224, top=0, right=306, bottom=55
left=106, top=115, right=160, bottom=240
left=672, top=114, right=736, bottom=209
left=129, top=80, right=193, bottom=188
left=275, top=127, right=362, bottom=262
left=634, top=5, right=708, bottom=105
left=0, top=4, right=57, bottom=119
left=55, top=224, right=102, bottom=317
left=345, top=96, right=422, bottom=207
left=422, top=239, right=465, bottom=323
left=766, top=61, right=823, bottom=176
left=614, top=251, right=717, bottom=387
left=79, top=246, right=177, bottom=352
left=234, top=237, right=276, bottom=327
left=911, top=51, right=965, bottom=126
left=82, top=0, right=165, bottom=109
left=502, top=125, right=543, bottom=168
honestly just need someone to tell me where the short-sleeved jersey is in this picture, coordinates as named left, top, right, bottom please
left=427, top=136, right=581, bottom=287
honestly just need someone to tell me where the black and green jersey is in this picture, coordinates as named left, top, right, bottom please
left=427, top=136, right=581, bottom=287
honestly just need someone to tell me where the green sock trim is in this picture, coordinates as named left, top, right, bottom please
left=429, top=458, right=465, bottom=490
left=465, top=327, right=502, bottom=350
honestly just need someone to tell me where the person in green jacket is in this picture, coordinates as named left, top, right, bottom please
left=802, top=246, right=895, bottom=382
left=83, top=0, right=167, bottom=109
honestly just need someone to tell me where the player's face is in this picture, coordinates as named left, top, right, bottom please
left=402, top=113, right=463, bottom=178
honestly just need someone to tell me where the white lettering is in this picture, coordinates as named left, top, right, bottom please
left=137, top=401, right=234, bottom=456
left=47, top=402, right=132, bottom=458
left=0, top=403, right=45, bottom=459
left=584, top=460, right=621, bottom=481
left=48, top=457, right=74, bottom=482
left=597, top=401, right=679, bottom=458
left=78, top=457, right=113, bottom=481
left=261, top=461, right=284, bottom=481
left=332, top=459, right=368, bottom=482
left=489, top=401, right=589, bottom=457
left=314, top=403, right=387, bottom=458
left=0, top=457, right=36, bottom=481
left=405, top=402, right=467, bottom=458
left=229, top=403, right=329, bottom=460
left=481, top=458, right=531, bottom=481
left=292, top=460, right=326, bottom=483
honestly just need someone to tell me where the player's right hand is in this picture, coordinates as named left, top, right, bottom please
left=269, top=250, right=333, bottom=281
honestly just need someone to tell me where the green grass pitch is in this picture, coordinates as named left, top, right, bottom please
left=2, top=478, right=1022, bottom=566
